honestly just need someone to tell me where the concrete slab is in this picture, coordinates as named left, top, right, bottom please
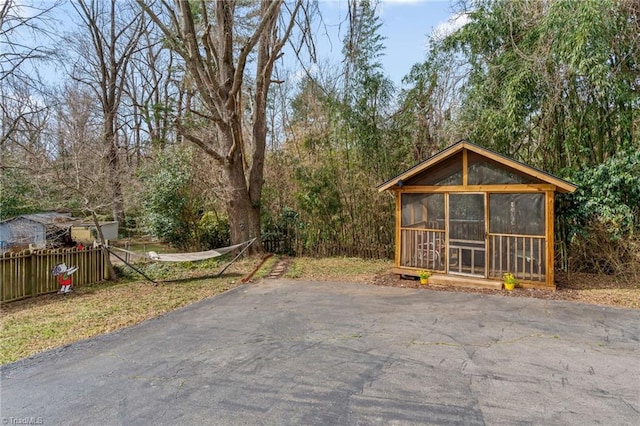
left=2, top=280, right=639, bottom=425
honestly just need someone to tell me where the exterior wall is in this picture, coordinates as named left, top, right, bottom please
left=71, top=228, right=93, bottom=243
left=0, top=218, right=46, bottom=251
left=72, top=222, right=119, bottom=243
left=395, top=189, right=555, bottom=289
left=100, top=222, right=119, bottom=241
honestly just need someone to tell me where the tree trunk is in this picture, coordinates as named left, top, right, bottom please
left=222, top=124, right=262, bottom=251
left=136, top=0, right=307, bottom=253
left=225, top=174, right=261, bottom=249
left=105, top=116, right=125, bottom=227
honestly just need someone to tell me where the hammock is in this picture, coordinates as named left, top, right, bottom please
left=105, top=238, right=257, bottom=285
left=110, top=238, right=255, bottom=262
left=147, top=241, right=249, bottom=262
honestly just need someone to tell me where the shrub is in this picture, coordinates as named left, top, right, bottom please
left=558, top=149, right=640, bottom=279
left=140, top=147, right=204, bottom=250
left=198, top=212, right=230, bottom=250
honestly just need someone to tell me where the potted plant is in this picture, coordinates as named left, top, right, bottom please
left=418, top=270, right=431, bottom=285
left=503, top=272, right=518, bottom=291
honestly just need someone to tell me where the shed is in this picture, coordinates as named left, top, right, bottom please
left=0, top=212, right=75, bottom=252
left=71, top=221, right=119, bottom=243
left=377, top=140, right=577, bottom=290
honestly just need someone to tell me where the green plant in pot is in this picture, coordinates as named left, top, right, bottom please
left=418, top=270, right=431, bottom=285
left=503, top=272, right=518, bottom=291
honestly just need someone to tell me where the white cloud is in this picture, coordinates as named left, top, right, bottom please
left=431, top=12, right=469, bottom=42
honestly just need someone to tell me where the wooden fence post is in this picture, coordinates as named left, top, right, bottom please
left=27, top=249, right=35, bottom=297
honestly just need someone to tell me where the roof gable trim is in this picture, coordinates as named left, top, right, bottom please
left=377, top=140, right=577, bottom=193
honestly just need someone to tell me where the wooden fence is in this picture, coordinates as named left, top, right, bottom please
left=1, top=247, right=108, bottom=303
left=295, top=242, right=393, bottom=260
left=262, top=237, right=393, bottom=260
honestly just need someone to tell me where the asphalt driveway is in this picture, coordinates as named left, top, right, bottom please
left=2, top=280, right=639, bottom=425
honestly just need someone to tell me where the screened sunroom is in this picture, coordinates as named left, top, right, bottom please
left=377, top=140, right=577, bottom=289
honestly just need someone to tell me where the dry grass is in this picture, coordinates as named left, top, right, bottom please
left=0, top=257, right=262, bottom=365
left=550, top=271, right=640, bottom=308
left=284, top=257, right=391, bottom=281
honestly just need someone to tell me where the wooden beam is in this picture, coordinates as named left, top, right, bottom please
left=398, top=184, right=556, bottom=193
left=484, top=192, right=489, bottom=278
left=444, top=193, right=450, bottom=274
left=546, top=190, right=555, bottom=287
left=489, top=232, right=545, bottom=238
left=462, top=148, right=468, bottom=186
left=395, top=192, right=401, bottom=268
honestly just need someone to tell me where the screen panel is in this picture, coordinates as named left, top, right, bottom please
left=407, top=152, right=463, bottom=186
left=489, top=193, right=545, bottom=236
left=401, top=193, right=444, bottom=229
left=467, top=151, right=543, bottom=185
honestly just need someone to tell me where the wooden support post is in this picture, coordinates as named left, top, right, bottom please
left=27, top=250, right=35, bottom=298
left=546, top=191, right=555, bottom=288
left=444, top=193, right=450, bottom=273
left=395, top=191, right=401, bottom=268
left=462, top=148, right=468, bottom=186
left=484, top=192, right=489, bottom=278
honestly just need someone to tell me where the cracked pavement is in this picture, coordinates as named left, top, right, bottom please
left=2, top=280, right=639, bottom=425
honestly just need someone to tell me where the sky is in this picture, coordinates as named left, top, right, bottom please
left=13, top=0, right=465, bottom=88
left=315, top=0, right=464, bottom=87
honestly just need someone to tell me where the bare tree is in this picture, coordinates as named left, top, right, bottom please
left=0, top=0, right=58, bottom=147
left=122, top=21, right=181, bottom=163
left=44, top=82, right=118, bottom=278
left=136, top=0, right=314, bottom=249
left=0, top=0, right=60, bottom=84
left=0, top=0, right=60, bottom=217
left=66, top=0, right=146, bottom=227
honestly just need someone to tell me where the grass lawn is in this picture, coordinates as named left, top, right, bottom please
left=1, top=255, right=637, bottom=365
left=284, top=257, right=392, bottom=281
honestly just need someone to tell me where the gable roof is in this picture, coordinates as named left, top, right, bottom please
left=1, top=212, right=77, bottom=227
left=377, top=140, right=577, bottom=193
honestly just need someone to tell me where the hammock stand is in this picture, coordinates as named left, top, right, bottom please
left=106, top=238, right=257, bottom=285
left=106, top=246, right=158, bottom=285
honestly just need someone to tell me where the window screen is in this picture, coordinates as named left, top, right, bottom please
left=401, top=193, right=445, bottom=229
left=407, top=152, right=463, bottom=186
left=467, top=152, right=541, bottom=185
left=449, top=193, right=485, bottom=241
left=489, top=193, right=545, bottom=235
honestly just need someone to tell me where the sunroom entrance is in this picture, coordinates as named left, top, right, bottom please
left=400, top=191, right=546, bottom=281
left=449, top=193, right=485, bottom=277
left=381, top=140, right=577, bottom=289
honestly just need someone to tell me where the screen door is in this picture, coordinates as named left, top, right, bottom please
left=448, top=193, right=486, bottom=276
